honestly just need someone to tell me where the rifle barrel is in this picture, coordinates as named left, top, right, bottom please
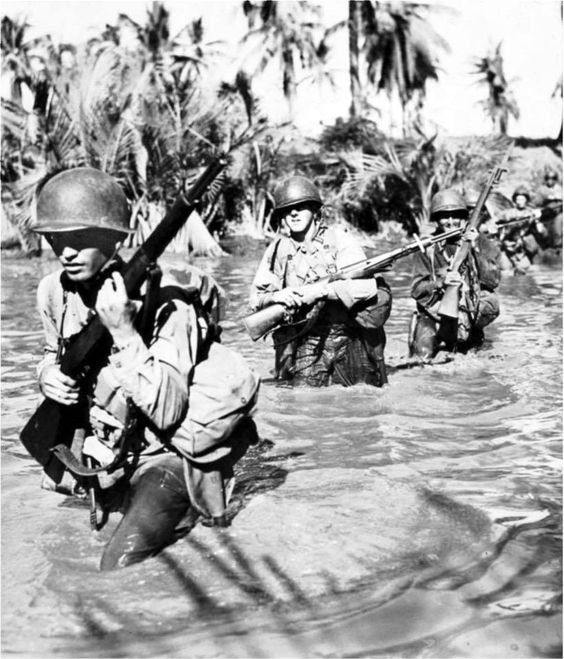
left=333, top=227, right=462, bottom=280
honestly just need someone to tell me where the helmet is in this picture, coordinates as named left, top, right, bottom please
left=273, top=176, right=322, bottom=212
left=33, top=168, right=133, bottom=234
left=512, top=185, right=530, bottom=202
left=430, top=189, right=467, bottom=217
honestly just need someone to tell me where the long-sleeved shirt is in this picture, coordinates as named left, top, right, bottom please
left=37, top=267, right=198, bottom=440
left=249, top=223, right=378, bottom=315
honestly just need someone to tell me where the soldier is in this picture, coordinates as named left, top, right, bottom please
left=409, top=189, right=501, bottom=359
left=31, top=168, right=259, bottom=570
left=492, top=185, right=547, bottom=273
left=249, top=175, right=392, bottom=386
left=535, top=167, right=562, bottom=250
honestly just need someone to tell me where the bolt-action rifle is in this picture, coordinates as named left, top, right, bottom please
left=438, top=149, right=511, bottom=319
left=496, top=199, right=562, bottom=230
left=242, top=227, right=463, bottom=341
left=20, top=153, right=228, bottom=483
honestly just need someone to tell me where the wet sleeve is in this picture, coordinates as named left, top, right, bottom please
left=329, top=228, right=377, bottom=308
left=249, top=242, right=283, bottom=311
left=36, top=276, right=59, bottom=379
left=410, top=250, right=440, bottom=306
left=105, top=300, right=195, bottom=431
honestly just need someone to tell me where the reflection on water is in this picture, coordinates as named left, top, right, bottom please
left=1, top=244, right=562, bottom=658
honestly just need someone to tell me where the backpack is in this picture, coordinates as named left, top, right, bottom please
left=169, top=341, right=260, bottom=463
left=154, top=267, right=260, bottom=464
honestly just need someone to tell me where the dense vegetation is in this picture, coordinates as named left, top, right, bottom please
left=1, top=1, right=561, bottom=254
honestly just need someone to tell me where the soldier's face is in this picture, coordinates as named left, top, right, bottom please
left=282, top=202, right=317, bottom=239
left=546, top=176, right=557, bottom=188
left=434, top=210, right=467, bottom=232
left=514, top=194, right=528, bottom=209
left=46, top=229, right=122, bottom=282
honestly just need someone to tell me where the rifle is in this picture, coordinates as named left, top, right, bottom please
left=438, top=149, right=511, bottom=319
left=498, top=199, right=563, bottom=228
left=496, top=209, right=542, bottom=230
left=20, top=153, right=228, bottom=483
left=243, top=227, right=463, bottom=341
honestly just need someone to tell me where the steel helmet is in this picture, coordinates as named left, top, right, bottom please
left=33, top=168, right=133, bottom=234
left=272, top=176, right=322, bottom=212
left=430, top=189, right=468, bottom=217
left=512, top=185, right=530, bottom=202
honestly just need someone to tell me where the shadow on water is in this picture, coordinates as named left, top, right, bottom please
left=2, top=253, right=562, bottom=658
left=57, top=502, right=560, bottom=659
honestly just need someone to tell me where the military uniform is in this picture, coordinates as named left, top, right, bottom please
left=250, top=223, right=392, bottom=386
left=409, top=189, right=501, bottom=359
left=535, top=177, right=562, bottom=249
left=37, top=262, right=258, bottom=569
left=30, top=167, right=259, bottom=571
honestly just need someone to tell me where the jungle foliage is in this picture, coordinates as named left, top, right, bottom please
left=1, top=2, right=561, bottom=253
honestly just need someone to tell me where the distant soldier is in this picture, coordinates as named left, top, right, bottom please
left=497, top=185, right=547, bottom=272
left=249, top=176, right=392, bottom=386
left=409, top=189, right=501, bottom=359
left=535, top=167, right=562, bottom=249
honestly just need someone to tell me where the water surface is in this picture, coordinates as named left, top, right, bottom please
left=1, top=240, right=561, bottom=658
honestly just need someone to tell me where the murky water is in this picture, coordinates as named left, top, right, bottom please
left=1, top=238, right=562, bottom=658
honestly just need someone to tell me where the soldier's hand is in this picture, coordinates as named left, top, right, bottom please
left=96, top=272, right=138, bottom=346
left=272, top=287, right=304, bottom=309
left=298, top=282, right=329, bottom=306
left=463, top=227, right=479, bottom=246
left=39, top=364, right=79, bottom=405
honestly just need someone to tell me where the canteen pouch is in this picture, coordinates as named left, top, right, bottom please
left=171, top=342, right=260, bottom=463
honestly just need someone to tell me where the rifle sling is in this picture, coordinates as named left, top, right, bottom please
left=51, top=444, right=112, bottom=476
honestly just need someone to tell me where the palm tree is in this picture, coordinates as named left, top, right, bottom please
left=337, top=131, right=512, bottom=233
left=473, top=42, right=519, bottom=135
left=240, top=1, right=327, bottom=120
left=361, top=2, right=450, bottom=135
left=348, top=1, right=362, bottom=117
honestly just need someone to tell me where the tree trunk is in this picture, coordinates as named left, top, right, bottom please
left=499, top=110, right=507, bottom=136
left=348, top=1, right=361, bottom=118
left=282, top=48, right=297, bottom=121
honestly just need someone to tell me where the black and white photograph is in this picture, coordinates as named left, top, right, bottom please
left=1, top=0, right=562, bottom=657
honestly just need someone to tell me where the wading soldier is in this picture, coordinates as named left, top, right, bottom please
left=31, top=168, right=259, bottom=570
left=498, top=185, right=547, bottom=271
left=535, top=167, right=562, bottom=250
left=249, top=176, right=392, bottom=386
left=409, top=189, right=501, bottom=359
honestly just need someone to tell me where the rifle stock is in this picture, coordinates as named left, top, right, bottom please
left=438, top=282, right=462, bottom=319
left=242, top=227, right=463, bottom=341
left=20, top=154, right=228, bottom=479
left=243, top=304, right=288, bottom=341
left=437, top=148, right=511, bottom=319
